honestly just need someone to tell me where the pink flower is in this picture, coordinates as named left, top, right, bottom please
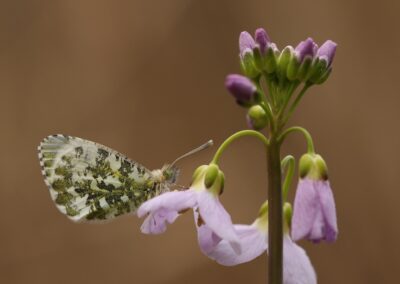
left=197, top=202, right=316, bottom=284
left=137, top=164, right=240, bottom=252
left=291, top=154, right=338, bottom=243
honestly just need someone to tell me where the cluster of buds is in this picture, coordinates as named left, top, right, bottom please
left=238, top=28, right=337, bottom=85
left=225, top=28, right=337, bottom=131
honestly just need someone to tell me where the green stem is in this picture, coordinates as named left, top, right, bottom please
left=280, top=83, right=311, bottom=127
left=281, top=155, right=295, bottom=202
left=211, top=130, right=269, bottom=164
left=267, top=136, right=283, bottom=284
left=278, top=126, right=315, bottom=153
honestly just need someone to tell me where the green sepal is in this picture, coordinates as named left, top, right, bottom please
left=314, top=68, right=332, bottom=85
left=277, top=46, right=294, bottom=81
left=258, top=200, right=269, bottom=217
left=253, top=47, right=265, bottom=71
left=283, top=202, right=292, bottom=232
left=264, top=45, right=279, bottom=73
left=308, top=58, right=328, bottom=84
left=204, top=164, right=219, bottom=188
left=296, top=56, right=313, bottom=82
left=287, top=55, right=300, bottom=81
left=299, top=153, right=314, bottom=178
left=240, top=52, right=259, bottom=78
left=299, top=153, right=329, bottom=180
left=314, top=155, right=329, bottom=180
left=192, top=165, right=208, bottom=183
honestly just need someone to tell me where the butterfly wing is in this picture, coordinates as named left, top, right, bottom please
left=38, top=135, right=159, bottom=222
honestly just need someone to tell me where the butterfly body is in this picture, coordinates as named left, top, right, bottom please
left=38, top=135, right=179, bottom=222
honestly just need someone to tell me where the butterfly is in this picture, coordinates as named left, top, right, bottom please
left=38, top=135, right=212, bottom=222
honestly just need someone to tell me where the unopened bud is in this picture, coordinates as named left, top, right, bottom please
left=247, top=105, right=268, bottom=130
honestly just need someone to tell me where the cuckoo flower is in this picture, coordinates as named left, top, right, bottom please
left=291, top=153, right=338, bottom=243
left=198, top=202, right=317, bottom=284
left=137, top=164, right=240, bottom=252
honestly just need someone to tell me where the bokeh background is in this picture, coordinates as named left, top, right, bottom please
left=1, top=0, right=399, bottom=283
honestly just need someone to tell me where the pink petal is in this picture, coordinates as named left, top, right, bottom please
left=137, top=190, right=196, bottom=218
left=283, top=235, right=317, bottom=284
left=317, top=180, right=338, bottom=242
left=137, top=190, right=197, bottom=235
left=196, top=190, right=240, bottom=252
left=291, top=179, right=319, bottom=241
left=195, top=210, right=222, bottom=254
left=141, top=209, right=179, bottom=234
left=203, top=224, right=267, bottom=266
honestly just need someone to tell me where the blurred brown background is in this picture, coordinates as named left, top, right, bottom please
left=0, top=0, right=399, bottom=283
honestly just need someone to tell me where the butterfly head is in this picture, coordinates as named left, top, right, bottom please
left=161, top=164, right=180, bottom=184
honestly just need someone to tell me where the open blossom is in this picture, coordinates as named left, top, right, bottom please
left=197, top=202, right=317, bottom=284
left=137, top=164, right=240, bottom=252
left=291, top=153, right=338, bottom=243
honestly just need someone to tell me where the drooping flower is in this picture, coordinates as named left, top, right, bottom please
left=197, top=202, right=317, bottom=284
left=291, top=153, right=338, bottom=243
left=137, top=164, right=240, bottom=252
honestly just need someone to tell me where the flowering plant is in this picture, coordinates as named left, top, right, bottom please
left=138, top=28, right=338, bottom=284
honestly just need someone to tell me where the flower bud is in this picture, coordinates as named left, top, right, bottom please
left=277, top=46, right=294, bottom=81
left=295, top=38, right=317, bottom=63
left=225, top=74, right=257, bottom=105
left=247, top=105, right=268, bottom=130
left=239, top=31, right=255, bottom=59
left=316, top=40, right=337, bottom=67
left=264, top=43, right=279, bottom=74
left=288, top=38, right=317, bottom=81
left=254, top=28, right=271, bottom=55
left=306, top=40, right=336, bottom=84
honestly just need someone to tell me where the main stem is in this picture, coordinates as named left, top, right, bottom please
left=267, top=135, right=283, bottom=284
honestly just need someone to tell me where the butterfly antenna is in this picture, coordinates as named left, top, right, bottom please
left=169, top=140, right=214, bottom=167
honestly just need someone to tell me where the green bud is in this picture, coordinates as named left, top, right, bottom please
left=240, top=52, right=259, bottom=78
left=247, top=105, right=268, bottom=130
left=204, top=164, right=219, bottom=188
left=277, top=46, right=294, bottom=81
left=264, top=44, right=279, bottom=73
left=296, top=56, right=313, bottom=82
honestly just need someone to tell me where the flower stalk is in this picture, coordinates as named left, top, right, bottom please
left=267, top=136, right=283, bottom=284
